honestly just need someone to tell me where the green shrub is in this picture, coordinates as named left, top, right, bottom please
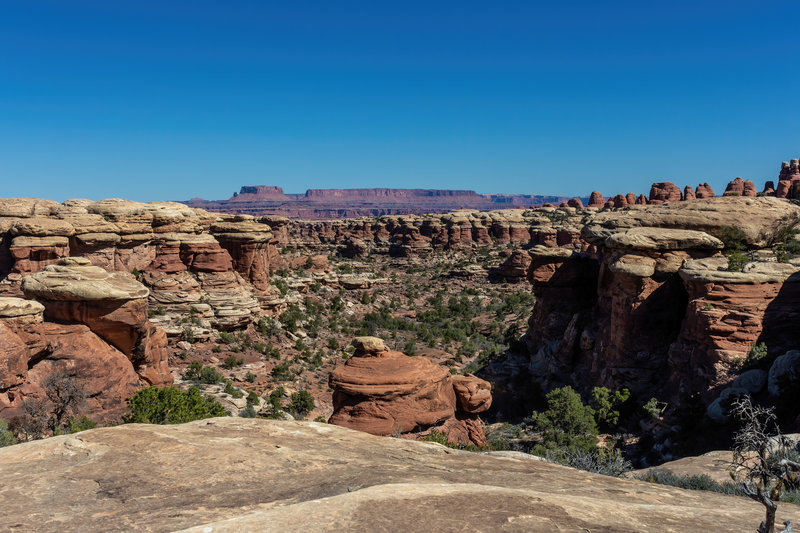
left=0, top=419, right=17, bottom=447
left=223, top=355, right=244, bottom=369
left=123, top=386, right=226, bottom=424
left=726, top=251, right=748, bottom=272
left=529, top=386, right=598, bottom=455
left=280, top=305, right=303, bottom=333
left=245, top=371, right=257, bottom=383
left=184, top=361, right=223, bottom=384
left=289, top=390, right=315, bottom=418
left=181, top=326, right=195, bottom=343
left=590, top=386, right=630, bottom=429
left=66, top=416, right=97, bottom=433
left=223, top=381, right=243, bottom=398
left=218, top=331, right=235, bottom=344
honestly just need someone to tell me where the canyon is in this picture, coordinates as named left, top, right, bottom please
left=4, top=158, right=800, bottom=530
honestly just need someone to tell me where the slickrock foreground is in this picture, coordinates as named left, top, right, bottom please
left=0, top=418, right=796, bottom=532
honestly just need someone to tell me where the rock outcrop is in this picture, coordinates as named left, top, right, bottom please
left=21, top=258, right=171, bottom=385
left=0, top=294, right=150, bottom=424
left=328, top=337, right=491, bottom=445
left=695, top=183, right=715, bottom=199
left=276, top=208, right=587, bottom=258
left=0, top=198, right=276, bottom=333
left=648, top=182, right=682, bottom=204
left=587, top=191, right=605, bottom=208
left=0, top=418, right=788, bottom=533
left=777, top=159, right=800, bottom=199
left=486, top=197, right=800, bottom=418
left=723, top=177, right=758, bottom=197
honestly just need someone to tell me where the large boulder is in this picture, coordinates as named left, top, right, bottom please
left=329, top=337, right=491, bottom=445
left=648, top=182, right=682, bottom=204
left=768, top=350, right=800, bottom=397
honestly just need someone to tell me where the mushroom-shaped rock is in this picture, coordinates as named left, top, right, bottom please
left=21, top=258, right=171, bottom=385
left=605, top=228, right=723, bottom=251
left=329, top=338, right=491, bottom=446
left=328, top=345, right=455, bottom=435
left=567, top=197, right=584, bottom=208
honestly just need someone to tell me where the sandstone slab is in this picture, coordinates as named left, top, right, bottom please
left=0, top=419, right=794, bottom=533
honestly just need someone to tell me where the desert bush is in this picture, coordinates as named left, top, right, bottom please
left=288, top=390, right=315, bottom=419
left=529, top=386, right=598, bottom=455
left=223, top=355, right=244, bottom=369
left=184, top=361, right=224, bottom=384
left=0, top=419, right=17, bottom=447
left=591, top=386, right=631, bottom=430
left=123, top=386, right=226, bottom=424
left=637, top=469, right=742, bottom=495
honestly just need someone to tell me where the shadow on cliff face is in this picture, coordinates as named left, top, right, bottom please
left=478, top=253, right=600, bottom=423
left=761, top=271, right=800, bottom=359
left=0, top=236, right=11, bottom=282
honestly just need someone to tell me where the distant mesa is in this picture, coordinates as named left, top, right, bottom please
left=184, top=186, right=583, bottom=219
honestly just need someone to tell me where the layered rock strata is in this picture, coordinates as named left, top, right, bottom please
left=328, top=337, right=492, bottom=445
left=0, top=264, right=172, bottom=424
left=0, top=198, right=276, bottom=332
left=487, top=197, right=800, bottom=416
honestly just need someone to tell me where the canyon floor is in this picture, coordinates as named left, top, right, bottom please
left=1, top=418, right=796, bottom=533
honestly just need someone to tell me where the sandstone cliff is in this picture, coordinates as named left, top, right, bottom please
left=484, top=197, right=800, bottom=425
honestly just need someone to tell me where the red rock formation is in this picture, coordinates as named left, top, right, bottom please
left=486, top=197, right=800, bottom=418
left=612, top=195, right=628, bottom=208
left=21, top=258, right=171, bottom=386
left=695, top=183, right=715, bottom=199
left=636, top=194, right=648, bottom=205
left=776, top=159, right=800, bottom=199
left=567, top=197, right=584, bottom=208
left=683, top=186, right=696, bottom=201
left=626, top=193, right=637, bottom=206
left=648, top=182, right=682, bottom=204
left=491, top=249, right=532, bottom=283
left=588, top=191, right=605, bottom=208
left=763, top=181, right=775, bottom=196
left=329, top=337, right=491, bottom=446
left=723, top=177, right=756, bottom=197
left=0, top=297, right=143, bottom=424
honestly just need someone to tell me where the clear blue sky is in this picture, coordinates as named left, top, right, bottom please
left=1, top=1, right=799, bottom=202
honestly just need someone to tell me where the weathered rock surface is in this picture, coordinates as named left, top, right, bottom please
left=0, top=306, right=142, bottom=423
left=648, top=182, right=682, bottom=204
left=20, top=258, right=172, bottom=386
left=329, top=337, right=491, bottom=445
left=583, top=196, right=800, bottom=248
left=0, top=419, right=792, bottom=533
left=486, top=196, right=800, bottom=418
left=0, top=198, right=276, bottom=332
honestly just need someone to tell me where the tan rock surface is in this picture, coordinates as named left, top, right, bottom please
left=583, top=196, right=800, bottom=247
left=0, top=419, right=794, bottom=533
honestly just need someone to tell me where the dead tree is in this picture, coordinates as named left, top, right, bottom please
left=730, top=396, right=799, bottom=533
